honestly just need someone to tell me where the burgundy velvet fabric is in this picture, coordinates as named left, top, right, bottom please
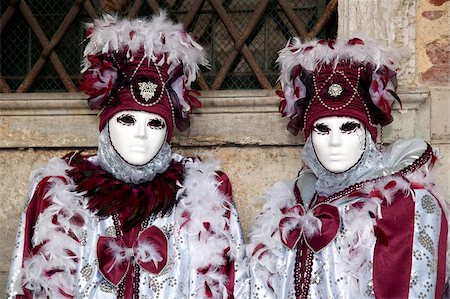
left=98, top=52, right=174, bottom=141
left=97, top=226, right=168, bottom=286
left=303, top=63, right=378, bottom=141
left=373, top=191, right=415, bottom=298
left=279, top=203, right=340, bottom=252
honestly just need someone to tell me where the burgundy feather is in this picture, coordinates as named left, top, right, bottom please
left=65, top=153, right=184, bottom=232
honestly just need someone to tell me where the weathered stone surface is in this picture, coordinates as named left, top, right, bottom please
left=0, top=272, right=7, bottom=299
left=422, top=40, right=450, bottom=84
left=433, top=144, right=450, bottom=195
left=338, top=0, right=416, bottom=83
left=429, top=0, right=449, bottom=6
left=416, top=0, right=449, bottom=80
left=422, top=10, right=445, bottom=19
left=0, top=87, right=431, bottom=148
left=430, top=88, right=450, bottom=142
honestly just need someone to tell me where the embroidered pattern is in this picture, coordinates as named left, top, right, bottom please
left=80, top=229, right=88, bottom=246
left=421, top=195, right=436, bottom=214
left=328, top=83, right=343, bottom=97
left=138, top=81, right=158, bottom=102
left=81, top=264, right=93, bottom=281
left=105, top=226, right=116, bottom=237
left=100, top=281, right=116, bottom=294
left=418, top=230, right=435, bottom=256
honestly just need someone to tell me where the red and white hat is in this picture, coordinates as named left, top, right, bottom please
left=276, top=35, right=404, bottom=141
left=79, top=13, right=208, bottom=141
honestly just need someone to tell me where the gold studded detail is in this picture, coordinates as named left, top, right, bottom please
left=105, top=226, right=116, bottom=237
left=80, top=229, right=88, bottom=246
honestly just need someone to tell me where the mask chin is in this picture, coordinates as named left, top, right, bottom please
left=97, top=124, right=172, bottom=184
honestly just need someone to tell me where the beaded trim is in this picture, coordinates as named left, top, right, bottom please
left=112, top=213, right=159, bottom=299
left=322, top=144, right=433, bottom=204
left=132, top=263, right=141, bottom=299
left=112, top=54, right=167, bottom=107
left=303, top=66, right=376, bottom=131
left=294, top=241, right=314, bottom=299
left=313, top=67, right=361, bottom=111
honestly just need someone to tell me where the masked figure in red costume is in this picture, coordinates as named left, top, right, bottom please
left=7, top=13, right=248, bottom=299
left=248, top=35, right=449, bottom=298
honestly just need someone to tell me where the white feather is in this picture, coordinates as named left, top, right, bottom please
left=22, top=253, right=76, bottom=298
left=29, top=157, right=72, bottom=184
left=82, top=12, right=208, bottom=86
left=135, top=241, right=163, bottom=266
left=247, top=180, right=296, bottom=291
left=21, top=158, right=91, bottom=298
left=276, top=34, right=405, bottom=117
left=335, top=198, right=378, bottom=298
left=176, top=157, right=235, bottom=298
left=106, top=240, right=133, bottom=272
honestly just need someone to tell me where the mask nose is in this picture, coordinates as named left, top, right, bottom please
left=329, top=129, right=342, bottom=147
left=135, top=119, right=147, bottom=139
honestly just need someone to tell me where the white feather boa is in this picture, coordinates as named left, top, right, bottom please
left=247, top=180, right=296, bottom=289
left=175, top=156, right=234, bottom=298
left=22, top=157, right=90, bottom=298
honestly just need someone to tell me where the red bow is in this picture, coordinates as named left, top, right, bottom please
left=279, top=203, right=340, bottom=252
left=97, top=226, right=168, bottom=286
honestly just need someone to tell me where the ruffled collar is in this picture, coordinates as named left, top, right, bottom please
left=65, top=152, right=184, bottom=232
left=302, top=132, right=384, bottom=197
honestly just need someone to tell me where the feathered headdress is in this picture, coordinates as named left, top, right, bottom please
left=276, top=34, right=404, bottom=141
left=79, top=13, right=208, bottom=141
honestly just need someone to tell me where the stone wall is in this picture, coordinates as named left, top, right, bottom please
left=1, top=0, right=449, bottom=296
left=417, top=0, right=450, bottom=200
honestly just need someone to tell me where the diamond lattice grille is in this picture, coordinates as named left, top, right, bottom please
left=0, top=0, right=337, bottom=92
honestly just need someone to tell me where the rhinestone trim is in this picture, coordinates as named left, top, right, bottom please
left=328, top=83, right=343, bottom=97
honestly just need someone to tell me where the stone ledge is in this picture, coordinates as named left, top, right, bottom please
left=0, top=87, right=430, bottom=148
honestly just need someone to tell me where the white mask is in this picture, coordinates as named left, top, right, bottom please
left=108, top=110, right=167, bottom=166
left=310, top=116, right=366, bottom=173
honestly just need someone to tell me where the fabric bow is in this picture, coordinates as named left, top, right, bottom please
left=279, top=203, right=340, bottom=252
left=97, top=226, right=168, bottom=286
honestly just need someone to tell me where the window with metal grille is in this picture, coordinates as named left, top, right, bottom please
left=0, top=0, right=337, bottom=92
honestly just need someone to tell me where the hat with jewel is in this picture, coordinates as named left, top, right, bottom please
left=276, top=35, right=404, bottom=141
left=79, top=13, right=208, bottom=141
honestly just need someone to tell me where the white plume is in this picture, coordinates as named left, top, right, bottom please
left=82, top=12, right=208, bottom=86
left=135, top=241, right=163, bottom=266
left=176, top=157, right=235, bottom=298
